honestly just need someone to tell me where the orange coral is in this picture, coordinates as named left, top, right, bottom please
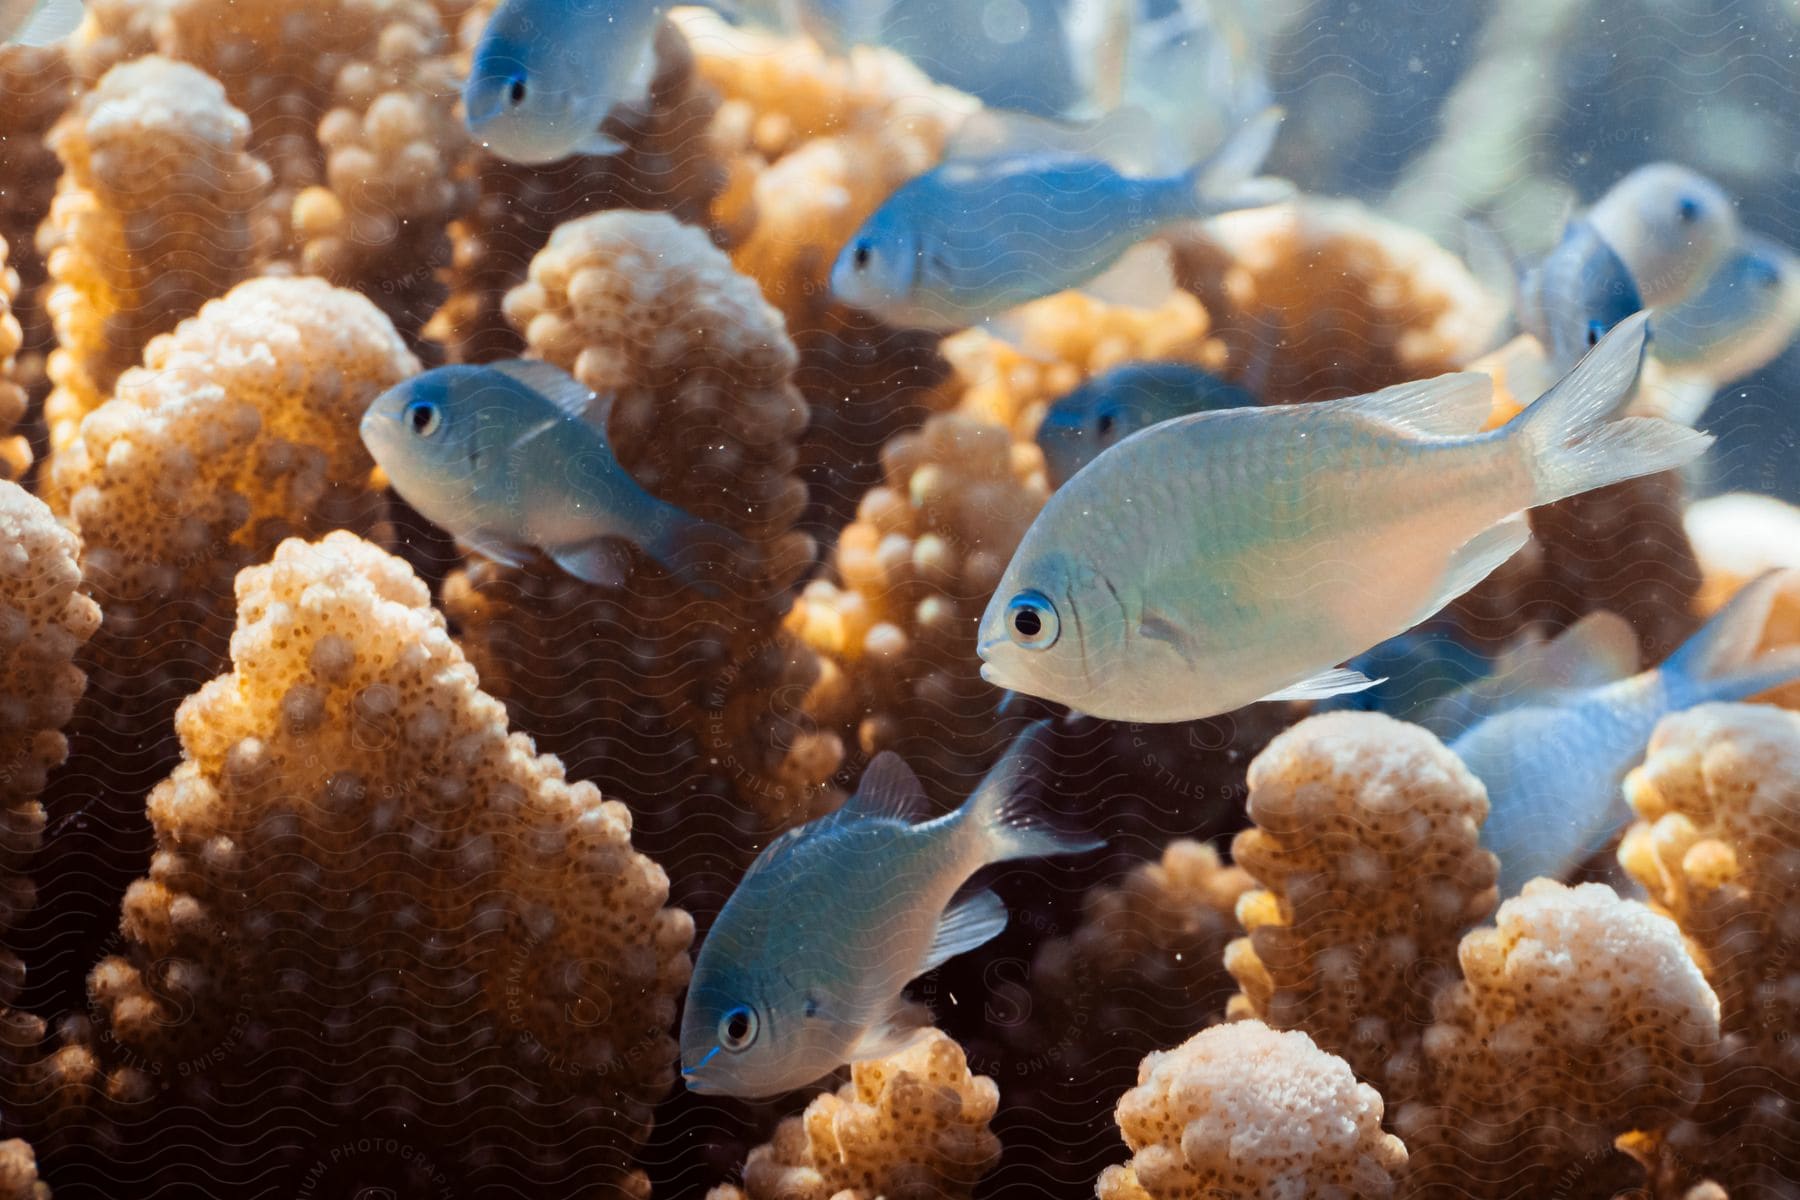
left=0, top=240, right=28, bottom=482
left=1099, top=1020, right=1408, bottom=1200
left=56, top=531, right=692, bottom=1193
left=0, top=1140, right=46, bottom=1200
left=1619, top=703, right=1800, bottom=1193
left=38, top=55, right=272, bottom=468
left=0, top=41, right=73, bottom=383
left=709, top=1029, right=1000, bottom=1200
left=1684, top=493, right=1800, bottom=710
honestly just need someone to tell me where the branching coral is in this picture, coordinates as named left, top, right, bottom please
left=442, top=211, right=836, bottom=907
left=1398, top=880, right=1721, bottom=1198
left=46, top=531, right=692, bottom=1194
left=38, top=55, right=273, bottom=468
left=1619, top=703, right=1800, bottom=1194
left=0, top=242, right=29, bottom=482
left=708, top=1029, right=1000, bottom=1200
left=0, top=1140, right=46, bottom=1200
left=0, top=42, right=74, bottom=377
left=1099, top=1019, right=1409, bottom=1200
left=1685, top=493, right=1800, bottom=710
left=1225, top=712, right=1498, bottom=1098
left=426, top=16, right=726, bottom=364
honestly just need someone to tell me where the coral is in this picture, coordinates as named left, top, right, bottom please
left=37, top=56, right=272, bottom=469
left=426, top=17, right=726, bottom=364
left=1168, top=199, right=1502, bottom=406
left=0, top=1140, right=47, bottom=1200
left=1619, top=703, right=1800, bottom=1194
left=1098, top=1020, right=1409, bottom=1200
left=1685, top=493, right=1800, bottom=710
left=0, top=42, right=74, bottom=375
left=48, top=532, right=693, bottom=1194
left=680, top=7, right=977, bottom=531
left=1224, top=712, right=1498, bottom=1097
left=442, top=211, right=834, bottom=911
left=0, top=241, right=28, bottom=482
left=708, top=1029, right=1000, bottom=1200
left=1399, top=880, right=1721, bottom=1198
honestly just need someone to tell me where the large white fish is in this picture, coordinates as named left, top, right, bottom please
left=681, top=721, right=1100, bottom=1099
left=0, top=0, right=82, bottom=45
left=1455, top=571, right=1800, bottom=897
left=1585, top=163, right=1738, bottom=307
left=976, top=313, right=1712, bottom=723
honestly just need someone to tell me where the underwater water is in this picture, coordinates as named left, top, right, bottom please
left=0, top=0, right=1797, bottom=1198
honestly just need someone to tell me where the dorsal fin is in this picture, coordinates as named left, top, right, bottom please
left=489, top=359, right=596, bottom=420
left=1337, top=373, right=1496, bottom=438
left=837, top=752, right=929, bottom=824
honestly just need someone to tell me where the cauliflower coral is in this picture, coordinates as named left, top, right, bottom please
left=55, top=532, right=693, bottom=1193
left=0, top=240, right=29, bottom=482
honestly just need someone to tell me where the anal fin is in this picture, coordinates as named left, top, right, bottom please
left=847, top=997, right=933, bottom=1064
left=919, top=889, right=1008, bottom=975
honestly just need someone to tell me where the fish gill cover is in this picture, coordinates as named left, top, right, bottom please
left=0, top=1, right=1792, bottom=1198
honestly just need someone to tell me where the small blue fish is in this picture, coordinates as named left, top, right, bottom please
left=1036, top=361, right=1255, bottom=489
left=360, top=361, right=746, bottom=593
left=1651, top=233, right=1800, bottom=386
left=1314, top=627, right=1493, bottom=724
left=1515, top=218, right=1646, bottom=373
left=681, top=721, right=1100, bottom=1098
left=1585, top=162, right=1739, bottom=307
left=465, top=0, right=732, bottom=164
left=1416, top=609, right=1641, bottom=741
left=829, top=107, right=1290, bottom=331
left=1453, top=570, right=1800, bottom=898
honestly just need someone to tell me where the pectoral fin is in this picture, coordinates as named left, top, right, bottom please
left=1418, top=514, right=1533, bottom=623
left=847, top=997, right=933, bottom=1064
left=460, top=529, right=533, bottom=570
left=1259, top=667, right=1385, bottom=703
left=576, top=131, right=629, bottom=158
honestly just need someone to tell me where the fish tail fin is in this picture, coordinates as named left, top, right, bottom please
left=961, top=720, right=1104, bottom=864
left=1663, top=570, right=1800, bottom=707
left=1509, top=311, right=1711, bottom=505
left=1185, top=107, right=1293, bottom=216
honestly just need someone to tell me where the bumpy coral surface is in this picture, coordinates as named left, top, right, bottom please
left=1400, top=880, right=1721, bottom=1198
left=0, top=1140, right=47, bottom=1200
left=1226, top=712, right=1498, bottom=1096
left=0, top=42, right=73, bottom=371
left=709, top=1029, right=1000, bottom=1200
left=1620, top=703, right=1800, bottom=1194
left=38, top=55, right=272, bottom=467
left=1685, top=493, right=1800, bottom=710
left=56, top=532, right=692, bottom=1193
left=0, top=241, right=28, bottom=482
left=1099, top=1020, right=1409, bottom=1200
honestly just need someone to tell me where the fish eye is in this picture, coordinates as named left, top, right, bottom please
left=852, top=241, right=872, bottom=270
left=508, top=76, right=527, bottom=107
left=1006, top=589, right=1060, bottom=651
left=718, top=1005, right=758, bottom=1052
left=1585, top=320, right=1605, bottom=347
left=1676, top=195, right=1702, bottom=223
left=1095, top=411, right=1116, bottom=438
left=403, top=398, right=442, bottom=437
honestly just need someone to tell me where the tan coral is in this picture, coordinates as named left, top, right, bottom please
left=708, top=1029, right=1000, bottom=1200
left=1223, top=712, right=1498, bottom=1096
left=0, top=240, right=28, bottom=481
left=59, top=531, right=692, bottom=1193
left=1398, top=880, right=1721, bottom=1198
left=1099, top=1019, right=1408, bottom=1200
left=0, top=41, right=74, bottom=383
left=1684, top=494, right=1800, bottom=709
left=38, top=55, right=272, bottom=469
left=1619, top=703, right=1800, bottom=1194
left=51, top=276, right=415, bottom=752
left=0, top=1139, right=47, bottom=1200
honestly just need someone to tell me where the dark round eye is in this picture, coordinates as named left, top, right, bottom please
left=719, top=1005, right=757, bottom=1052
left=1676, top=195, right=1702, bottom=223
left=853, top=241, right=872, bottom=269
left=1095, top=412, right=1116, bottom=437
left=1006, top=589, right=1060, bottom=650
left=404, top=398, right=442, bottom=437
left=508, top=77, right=527, bottom=106
left=1586, top=319, right=1606, bottom=347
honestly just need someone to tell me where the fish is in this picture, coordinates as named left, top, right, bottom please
left=1650, top=233, right=1800, bottom=387
left=681, top=720, right=1101, bottom=1099
left=1415, top=609, right=1641, bottom=741
left=0, top=0, right=82, bottom=45
left=829, top=106, right=1290, bottom=330
left=1313, top=627, right=1494, bottom=724
left=464, top=0, right=731, bottom=164
left=1454, top=570, right=1800, bottom=898
left=1585, top=162, right=1738, bottom=307
left=975, top=313, right=1712, bottom=724
left=1035, top=361, right=1256, bottom=489
left=1514, top=218, right=1646, bottom=373
left=359, top=360, right=748, bottom=594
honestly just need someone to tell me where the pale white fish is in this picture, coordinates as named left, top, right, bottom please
left=1, top=0, right=82, bottom=45
left=1455, top=570, right=1800, bottom=898
left=680, top=720, right=1100, bottom=1099
left=1585, top=163, right=1738, bottom=307
left=1415, top=609, right=1641, bottom=741
left=976, top=313, right=1712, bottom=723
left=1652, top=233, right=1800, bottom=387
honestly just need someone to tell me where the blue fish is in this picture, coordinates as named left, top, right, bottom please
left=1515, top=218, right=1646, bottom=373
left=1652, top=233, right=1800, bottom=387
left=1453, top=570, right=1800, bottom=898
left=1036, top=361, right=1255, bottom=489
left=1314, top=628, right=1494, bottom=724
left=681, top=720, right=1100, bottom=1098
